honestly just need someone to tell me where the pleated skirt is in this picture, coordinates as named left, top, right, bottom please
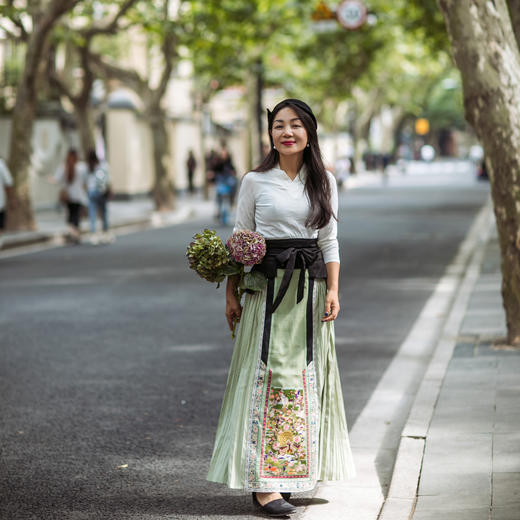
left=207, top=269, right=356, bottom=492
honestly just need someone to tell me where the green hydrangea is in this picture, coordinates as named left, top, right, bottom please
left=186, top=229, right=239, bottom=284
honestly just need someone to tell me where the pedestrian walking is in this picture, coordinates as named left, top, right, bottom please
left=205, top=149, right=218, bottom=185
left=213, top=149, right=237, bottom=226
left=54, top=148, right=88, bottom=244
left=85, top=149, right=113, bottom=245
left=334, top=155, right=351, bottom=190
left=207, top=99, right=355, bottom=516
left=186, top=150, right=197, bottom=195
left=0, top=156, right=14, bottom=242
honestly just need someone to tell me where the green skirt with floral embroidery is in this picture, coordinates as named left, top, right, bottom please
left=207, top=269, right=355, bottom=492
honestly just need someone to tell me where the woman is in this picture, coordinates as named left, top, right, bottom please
left=55, top=148, right=88, bottom=244
left=207, top=99, right=355, bottom=516
left=86, top=149, right=113, bottom=245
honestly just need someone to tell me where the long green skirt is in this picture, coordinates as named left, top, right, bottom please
left=207, top=269, right=355, bottom=492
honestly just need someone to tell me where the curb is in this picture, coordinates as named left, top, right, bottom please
left=0, top=203, right=206, bottom=256
left=377, top=199, right=494, bottom=520
left=298, top=201, right=493, bottom=519
left=0, top=217, right=150, bottom=251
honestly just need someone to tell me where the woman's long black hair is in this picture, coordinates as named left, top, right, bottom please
left=65, top=148, right=78, bottom=184
left=253, top=99, right=335, bottom=230
left=87, top=149, right=99, bottom=173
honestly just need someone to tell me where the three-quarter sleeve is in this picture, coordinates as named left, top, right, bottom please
left=317, top=172, right=340, bottom=264
left=233, top=172, right=256, bottom=232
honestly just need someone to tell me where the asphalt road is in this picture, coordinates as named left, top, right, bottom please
left=0, top=171, right=489, bottom=519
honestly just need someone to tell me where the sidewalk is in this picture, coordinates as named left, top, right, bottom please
left=412, top=232, right=519, bottom=520
left=380, top=223, right=520, bottom=519
left=298, top=206, right=518, bottom=520
left=0, top=193, right=215, bottom=252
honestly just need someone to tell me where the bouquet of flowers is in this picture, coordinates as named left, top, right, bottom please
left=186, top=229, right=267, bottom=336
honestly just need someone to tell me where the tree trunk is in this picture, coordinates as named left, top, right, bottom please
left=246, top=71, right=260, bottom=170
left=391, top=112, right=414, bottom=160
left=74, top=46, right=96, bottom=159
left=255, top=58, right=264, bottom=162
left=74, top=102, right=96, bottom=159
left=6, top=26, right=49, bottom=230
left=6, top=1, right=77, bottom=231
left=350, top=88, right=383, bottom=173
left=148, top=109, right=175, bottom=211
left=198, top=104, right=210, bottom=201
left=438, top=0, right=520, bottom=346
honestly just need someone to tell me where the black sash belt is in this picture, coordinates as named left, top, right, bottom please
left=253, top=239, right=327, bottom=313
left=255, top=239, right=327, bottom=365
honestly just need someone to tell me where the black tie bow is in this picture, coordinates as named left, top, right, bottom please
left=270, top=247, right=318, bottom=313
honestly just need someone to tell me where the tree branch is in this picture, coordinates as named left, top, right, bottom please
left=48, top=0, right=81, bottom=22
left=156, top=32, right=178, bottom=100
left=82, top=0, right=139, bottom=38
left=153, top=0, right=178, bottom=101
left=9, top=15, right=28, bottom=40
left=87, top=50, right=148, bottom=98
left=0, top=3, right=29, bottom=40
left=76, top=44, right=96, bottom=104
left=48, top=68, right=79, bottom=104
left=0, top=21, right=25, bottom=41
left=35, top=0, right=81, bottom=38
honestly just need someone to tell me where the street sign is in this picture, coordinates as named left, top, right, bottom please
left=336, top=1, right=367, bottom=30
left=312, top=1, right=335, bottom=21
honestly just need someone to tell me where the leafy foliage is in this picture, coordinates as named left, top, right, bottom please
left=182, top=0, right=313, bottom=93
left=395, top=0, right=449, bottom=54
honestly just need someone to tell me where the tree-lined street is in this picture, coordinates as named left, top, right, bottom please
left=2, top=1, right=520, bottom=517
left=0, top=169, right=488, bottom=518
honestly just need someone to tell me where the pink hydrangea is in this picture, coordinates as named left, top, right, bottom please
left=226, top=230, right=266, bottom=266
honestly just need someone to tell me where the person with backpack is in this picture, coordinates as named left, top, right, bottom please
left=86, top=149, right=113, bottom=245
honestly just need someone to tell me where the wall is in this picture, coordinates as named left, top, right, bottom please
left=106, top=108, right=153, bottom=196
left=171, top=118, right=202, bottom=191
left=0, top=116, right=78, bottom=209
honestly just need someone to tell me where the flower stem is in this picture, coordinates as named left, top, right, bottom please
left=231, top=268, right=245, bottom=339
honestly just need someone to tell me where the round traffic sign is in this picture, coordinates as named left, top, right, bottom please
left=336, top=0, right=367, bottom=30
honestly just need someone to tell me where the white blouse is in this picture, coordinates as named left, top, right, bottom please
left=54, top=162, right=88, bottom=205
left=233, top=166, right=340, bottom=264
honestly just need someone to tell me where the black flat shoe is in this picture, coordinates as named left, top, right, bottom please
left=252, top=492, right=297, bottom=517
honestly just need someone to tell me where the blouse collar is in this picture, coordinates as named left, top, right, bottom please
left=274, top=163, right=307, bottom=182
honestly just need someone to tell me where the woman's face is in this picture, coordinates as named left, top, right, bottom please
left=270, top=107, right=308, bottom=158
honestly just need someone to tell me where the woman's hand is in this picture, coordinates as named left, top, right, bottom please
left=226, top=293, right=242, bottom=331
left=225, top=275, right=242, bottom=332
left=322, top=288, right=340, bottom=322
